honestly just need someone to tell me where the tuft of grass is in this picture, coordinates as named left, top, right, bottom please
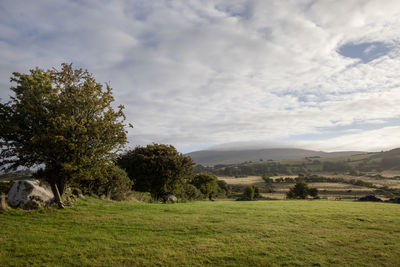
left=1, top=198, right=400, bottom=266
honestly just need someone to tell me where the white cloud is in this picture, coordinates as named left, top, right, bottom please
left=1, top=0, right=400, bottom=152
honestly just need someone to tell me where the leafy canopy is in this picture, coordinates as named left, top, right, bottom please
left=118, top=144, right=194, bottom=199
left=192, top=172, right=218, bottom=199
left=286, top=181, right=319, bottom=199
left=0, top=63, right=128, bottom=195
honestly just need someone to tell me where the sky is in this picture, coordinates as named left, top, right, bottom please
left=1, top=0, right=400, bottom=153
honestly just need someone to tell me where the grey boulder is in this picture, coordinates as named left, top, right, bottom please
left=163, top=194, right=178, bottom=203
left=7, top=180, right=54, bottom=209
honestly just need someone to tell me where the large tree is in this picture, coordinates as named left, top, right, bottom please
left=0, top=64, right=128, bottom=207
left=118, top=144, right=194, bottom=200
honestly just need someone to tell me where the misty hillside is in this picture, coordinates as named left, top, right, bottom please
left=186, top=148, right=364, bottom=166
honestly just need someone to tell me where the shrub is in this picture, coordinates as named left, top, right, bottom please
left=308, top=187, right=319, bottom=198
left=286, top=181, right=319, bottom=199
left=254, top=186, right=261, bottom=198
left=239, top=185, right=261, bottom=201
left=177, top=183, right=203, bottom=200
left=78, top=165, right=132, bottom=201
left=243, top=186, right=255, bottom=200
left=118, top=144, right=194, bottom=200
left=217, top=180, right=231, bottom=198
left=192, top=172, right=218, bottom=200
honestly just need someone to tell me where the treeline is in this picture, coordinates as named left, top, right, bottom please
left=195, top=157, right=387, bottom=177
left=196, top=162, right=302, bottom=177
left=262, top=174, right=375, bottom=188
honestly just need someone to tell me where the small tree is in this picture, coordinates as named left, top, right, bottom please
left=287, top=181, right=309, bottom=199
left=286, top=181, right=318, bottom=199
left=308, top=187, right=319, bottom=198
left=192, top=172, right=218, bottom=200
left=242, top=185, right=255, bottom=200
left=118, top=144, right=194, bottom=200
left=0, top=64, right=128, bottom=207
left=217, top=180, right=231, bottom=198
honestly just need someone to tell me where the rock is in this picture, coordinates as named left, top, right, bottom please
left=7, top=180, right=54, bottom=209
left=163, top=194, right=178, bottom=203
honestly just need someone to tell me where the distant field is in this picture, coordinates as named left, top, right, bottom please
left=381, top=170, right=400, bottom=177
left=1, top=198, right=400, bottom=266
left=265, top=182, right=374, bottom=200
left=218, top=175, right=396, bottom=200
left=218, top=176, right=264, bottom=185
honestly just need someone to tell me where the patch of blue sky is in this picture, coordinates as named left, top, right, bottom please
left=338, top=41, right=392, bottom=63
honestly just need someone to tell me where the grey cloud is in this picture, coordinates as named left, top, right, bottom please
left=1, top=0, right=400, bottom=152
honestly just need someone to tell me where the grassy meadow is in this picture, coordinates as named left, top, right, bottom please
left=1, top=198, right=400, bottom=266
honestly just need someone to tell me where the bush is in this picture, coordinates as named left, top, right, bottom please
left=177, top=183, right=203, bottom=200
left=118, top=144, right=194, bottom=200
left=192, top=172, right=218, bottom=200
left=254, top=186, right=261, bottom=198
left=217, top=180, right=231, bottom=198
left=239, top=185, right=261, bottom=201
left=286, top=181, right=319, bottom=199
left=243, top=186, right=255, bottom=200
left=78, top=165, right=132, bottom=201
left=308, top=187, right=319, bottom=198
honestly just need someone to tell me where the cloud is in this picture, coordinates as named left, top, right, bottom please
left=1, top=0, right=400, bottom=153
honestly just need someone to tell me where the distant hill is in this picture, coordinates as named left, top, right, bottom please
left=369, top=148, right=400, bottom=170
left=186, top=148, right=364, bottom=166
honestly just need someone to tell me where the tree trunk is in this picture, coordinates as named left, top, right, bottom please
left=51, top=183, right=65, bottom=209
left=1, top=193, right=9, bottom=211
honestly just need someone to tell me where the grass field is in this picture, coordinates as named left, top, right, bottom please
left=1, top=198, right=400, bottom=266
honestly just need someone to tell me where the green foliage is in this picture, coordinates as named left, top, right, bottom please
left=286, top=181, right=319, bottom=199
left=216, top=179, right=231, bottom=198
left=118, top=144, right=194, bottom=199
left=287, top=181, right=309, bottom=199
left=243, top=186, right=254, bottom=200
left=176, top=183, right=203, bottom=201
left=77, top=165, right=132, bottom=201
left=129, top=191, right=153, bottom=203
left=308, top=187, right=319, bottom=198
left=192, top=172, right=218, bottom=200
left=241, top=185, right=261, bottom=200
left=0, top=64, right=127, bottom=197
left=254, top=186, right=261, bottom=198
left=194, top=149, right=400, bottom=177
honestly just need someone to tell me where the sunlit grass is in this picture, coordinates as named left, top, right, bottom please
left=1, top=198, right=400, bottom=266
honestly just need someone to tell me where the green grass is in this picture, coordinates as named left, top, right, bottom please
left=1, top=198, right=400, bottom=266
